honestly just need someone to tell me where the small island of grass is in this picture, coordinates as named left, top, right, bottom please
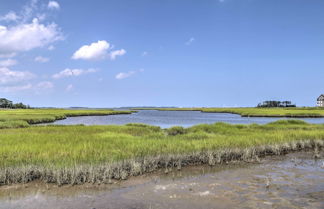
left=0, top=108, right=134, bottom=129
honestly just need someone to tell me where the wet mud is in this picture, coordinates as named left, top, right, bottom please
left=0, top=151, right=323, bottom=209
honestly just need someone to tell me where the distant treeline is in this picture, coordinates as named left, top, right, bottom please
left=257, top=101, right=296, bottom=108
left=0, top=98, right=31, bottom=109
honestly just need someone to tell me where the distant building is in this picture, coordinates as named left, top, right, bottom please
left=317, top=94, right=324, bottom=107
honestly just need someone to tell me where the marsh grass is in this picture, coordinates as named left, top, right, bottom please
left=0, top=120, right=29, bottom=129
left=0, top=109, right=132, bottom=128
left=0, top=120, right=323, bottom=185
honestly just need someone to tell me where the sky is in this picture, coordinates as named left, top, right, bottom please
left=0, top=0, right=324, bottom=108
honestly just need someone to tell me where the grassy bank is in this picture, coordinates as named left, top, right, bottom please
left=0, top=120, right=323, bottom=185
left=133, top=107, right=324, bottom=117
left=0, top=109, right=133, bottom=129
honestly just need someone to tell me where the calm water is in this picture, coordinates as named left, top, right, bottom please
left=47, top=110, right=324, bottom=128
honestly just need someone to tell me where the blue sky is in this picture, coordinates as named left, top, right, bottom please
left=0, top=0, right=323, bottom=107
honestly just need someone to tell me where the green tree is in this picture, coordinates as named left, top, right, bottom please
left=0, top=98, right=30, bottom=109
left=0, top=98, right=13, bottom=108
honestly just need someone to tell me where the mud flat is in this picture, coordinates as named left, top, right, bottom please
left=0, top=151, right=323, bottom=209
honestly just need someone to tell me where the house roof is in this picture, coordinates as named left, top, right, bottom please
left=317, top=94, right=324, bottom=101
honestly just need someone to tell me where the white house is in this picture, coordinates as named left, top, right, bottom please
left=317, top=94, right=324, bottom=107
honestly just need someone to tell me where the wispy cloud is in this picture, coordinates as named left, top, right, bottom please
left=36, top=81, right=54, bottom=89
left=52, top=68, right=97, bottom=79
left=0, top=67, right=35, bottom=85
left=48, top=45, right=55, bottom=51
left=185, top=37, right=195, bottom=45
left=0, top=11, right=19, bottom=22
left=33, top=81, right=55, bottom=94
left=0, top=81, right=54, bottom=93
left=0, top=84, right=32, bottom=93
left=110, top=49, right=126, bottom=60
left=115, top=69, right=144, bottom=80
left=48, top=1, right=60, bottom=10
left=34, top=56, right=50, bottom=63
left=65, top=84, right=73, bottom=92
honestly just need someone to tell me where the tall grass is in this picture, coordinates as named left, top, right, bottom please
left=133, top=107, right=324, bottom=117
left=0, top=120, right=323, bottom=185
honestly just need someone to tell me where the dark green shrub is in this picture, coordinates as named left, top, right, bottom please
left=126, top=123, right=161, bottom=132
left=166, top=126, right=186, bottom=136
left=268, top=120, right=308, bottom=125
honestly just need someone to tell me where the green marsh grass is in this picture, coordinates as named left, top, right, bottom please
left=0, top=120, right=323, bottom=185
left=0, top=108, right=132, bottom=128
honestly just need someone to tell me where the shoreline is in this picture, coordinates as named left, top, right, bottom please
left=1, top=151, right=323, bottom=209
left=1, top=150, right=319, bottom=196
left=0, top=109, right=134, bottom=129
left=29, top=110, right=136, bottom=125
left=1, top=139, right=322, bottom=186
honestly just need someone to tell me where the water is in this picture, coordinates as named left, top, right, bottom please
left=47, top=110, right=324, bottom=128
left=1, top=151, right=323, bottom=209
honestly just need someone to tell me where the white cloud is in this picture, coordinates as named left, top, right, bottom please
left=0, top=11, right=19, bottom=22
left=115, top=69, right=144, bottom=80
left=72, top=40, right=109, bottom=60
left=142, top=51, right=148, bottom=56
left=36, top=81, right=54, bottom=89
left=0, top=84, right=32, bottom=93
left=116, top=71, right=135, bottom=80
left=52, top=68, right=97, bottom=79
left=65, top=84, right=73, bottom=92
left=34, top=56, right=50, bottom=63
left=185, top=37, right=195, bottom=45
left=0, top=67, right=35, bottom=85
left=110, top=49, right=126, bottom=60
left=0, top=59, right=17, bottom=67
left=0, top=18, right=63, bottom=56
left=0, top=0, right=64, bottom=56
left=72, top=40, right=126, bottom=61
left=48, top=1, right=60, bottom=10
